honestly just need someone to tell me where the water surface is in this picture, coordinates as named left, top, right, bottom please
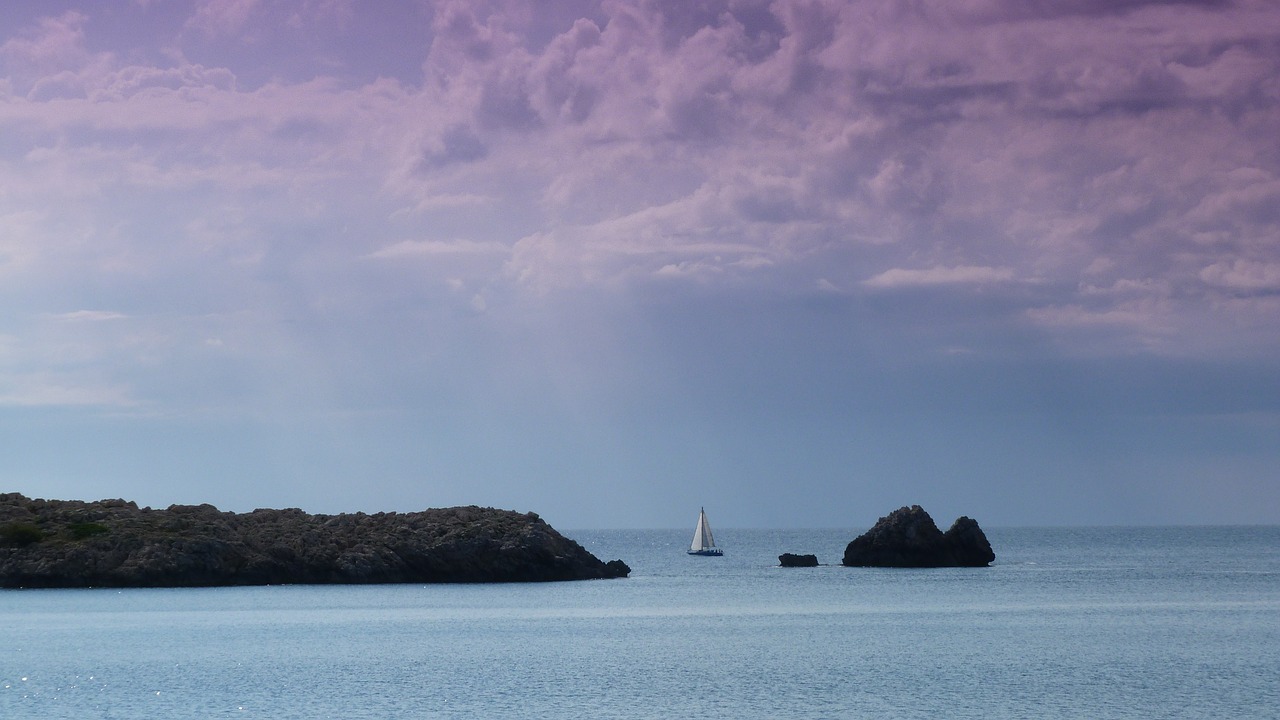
left=3, top=527, right=1277, bottom=718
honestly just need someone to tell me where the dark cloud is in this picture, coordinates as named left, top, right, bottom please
left=418, top=123, right=489, bottom=169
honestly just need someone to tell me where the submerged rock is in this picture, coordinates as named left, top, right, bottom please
left=778, top=553, right=819, bottom=567
left=841, top=505, right=994, bottom=568
left=0, top=493, right=629, bottom=588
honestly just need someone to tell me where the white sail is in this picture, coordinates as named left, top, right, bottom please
left=689, top=507, right=720, bottom=554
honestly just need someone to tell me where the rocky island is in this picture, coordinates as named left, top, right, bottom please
left=842, top=505, right=995, bottom=568
left=0, top=493, right=629, bottom=588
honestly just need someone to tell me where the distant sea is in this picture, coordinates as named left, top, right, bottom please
left=2, top=527, right=1277, bottom=719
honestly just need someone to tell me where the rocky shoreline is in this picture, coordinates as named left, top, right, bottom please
left=0, top=493, right=629, bottom=588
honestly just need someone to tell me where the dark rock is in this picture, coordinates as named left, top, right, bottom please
left=778, top=553, right=818, bottom=567
left=943, top=516, right=996, bottom=567
left=0, top=493, right=629, bottom=588
left=841, top=505, right=994, bottom=568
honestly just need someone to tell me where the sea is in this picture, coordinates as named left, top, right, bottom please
left=2, top=526, right=1277, bottom=719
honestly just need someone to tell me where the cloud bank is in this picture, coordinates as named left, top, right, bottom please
left=1, top=1, right=1278, bottom=525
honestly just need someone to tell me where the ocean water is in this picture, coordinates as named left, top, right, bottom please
left=2, top=526, right=1277, bottom=719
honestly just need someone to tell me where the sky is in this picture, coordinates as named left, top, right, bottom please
left=1, top=0, right=1278, bottom=530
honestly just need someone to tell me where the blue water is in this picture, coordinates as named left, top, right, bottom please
left=2, top=527, right=1277, bottom=719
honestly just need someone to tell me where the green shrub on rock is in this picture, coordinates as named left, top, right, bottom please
left=1, top=522, right=45, bottom=547
left=69, top=522, right=110, bottom=540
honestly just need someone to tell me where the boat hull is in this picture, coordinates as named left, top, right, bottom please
left=687, top=549, right=724, bottom=556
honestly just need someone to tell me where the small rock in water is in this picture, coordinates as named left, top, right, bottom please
left=778, top=553, right=819, bottom=567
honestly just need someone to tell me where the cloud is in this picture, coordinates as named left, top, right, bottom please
left=862, top=265, right=1016, bottom=289
left=0, top=11, right=91, bottom=73
left=1200, top=259, right=1280, bottom=291
left=1025, top=302, right=1160, bottom=329
left=184, top=0, right=262, bottom=39
left=368, top=239, right=509, bottom=259
left=416, top=124, right=489, bottom=169
left=0, top=1, right=1278, bottom=526
left=52, top=310, right=128, bottom=322
left=0, top=0, right=1277, bottom=391
left=1021, top=296, right=1183, bottom=356
left=0, top=373, right=135, bottom=407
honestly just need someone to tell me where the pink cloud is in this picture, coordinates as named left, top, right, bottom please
left=0, top=0, right=1277, bottom=360
left=1200, top=259, right=1280, bottom=291
left=184, top=0, right=262, bottom=39
left=0, top=11, right=90, bottom=71
left=863, top=265, right=1016, bottom=288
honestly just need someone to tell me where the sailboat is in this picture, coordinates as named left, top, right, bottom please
left=688, top=507, right=724, bottom=556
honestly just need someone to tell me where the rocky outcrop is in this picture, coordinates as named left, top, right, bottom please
left=778, top=553, right=818, bottom=567
left=0, top=493, right=629, bottom=588
left=841, top=505, right=994, bottom=568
